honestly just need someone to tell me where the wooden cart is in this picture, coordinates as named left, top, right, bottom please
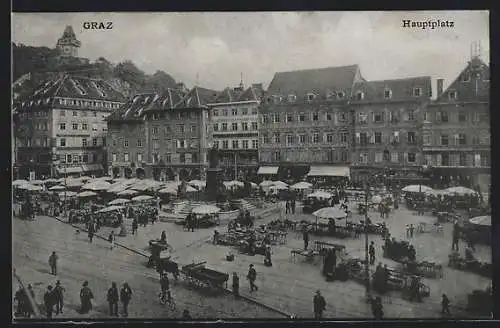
left=181, top=262, right=229, bottom=291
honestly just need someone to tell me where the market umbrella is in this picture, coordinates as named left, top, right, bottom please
left=65, top=179, right=84, bottom=188
left=272, top=181, right=289, bottom=188
left=259, top=180, right=274, bottom=187
left=77, top=191, right=98, bottom=198
left=97, top=205, right=125, bottom=213
left=185, top=185, right=197, bottom=193
left=43, top=178, right=58, bottom=184
left=77, top=175, right=92, bottom=181
left=30, top=180, right=44, bottom=185
left=188, top=180, right=206, bottom=189
left=49, top=185, right=66, bottom=191
left=312, top=207, right=347, bottom=219
left=12, top=179, right=29, bottom=186
left=132, top=195, right=154, bottom=202
left=117, top=189, right=138, bottom=196
left=82, top=180, right=111, bottom=191
left=468, top=215, right=491, bottom=227
left=371, top=195, right=383, bottom=204
left=17, top=184, right=34, bottom=190
left=249, top=182, right=258, bottom=189
left=107, top=198, right=131, bottom=206
left=307, top=191, right=333, bottom=199
left=291, top=181, right=313, bottom=190
left=402, top=185, right=434, bottom=193
left=130, top=179, right=163, bottom=191
left=224, top=180, right=244, bottom=188
left=26, top=184, right=43, bottom=192
left=57, top=191, right=77, bottom=198
left=444, top=186, right=478, bottom=196
left=158, top=187, right=177, bottom=195
left=270, top=184, right=288, bottom=191
left=192, top=204, right=221, bottom=215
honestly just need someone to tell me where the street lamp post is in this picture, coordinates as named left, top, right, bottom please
left=363, top=179, right=372, bottom=302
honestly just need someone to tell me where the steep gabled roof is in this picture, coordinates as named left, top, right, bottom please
left=107, top=86, right=217, bottom=121
left=436, top=57, right=489, bottom=103
left=21, top=74, right=126, bottom=102
left=352, top=76, right=432, bottom=103
left=267, top=65, right=361, bottom=101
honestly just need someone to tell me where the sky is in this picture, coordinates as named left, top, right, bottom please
left=12, top=11, right=489, bottom=92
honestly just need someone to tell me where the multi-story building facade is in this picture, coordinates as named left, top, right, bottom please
left=423, top=56, right=490, bottom=191
left=14, top=74, right=125, bottom=179
left=106, top=85, right=216, bottom=181
left=259, top=65, right=362, bottom=181
left=350, top=77, right=432, bottom=186
left=207, top=82, right=263, bottom=180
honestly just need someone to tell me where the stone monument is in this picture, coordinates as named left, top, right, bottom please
left=205, top=144, right=224, bottom=201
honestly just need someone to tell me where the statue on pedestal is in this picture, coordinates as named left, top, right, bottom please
left=208, top=144, right=220, bottom=169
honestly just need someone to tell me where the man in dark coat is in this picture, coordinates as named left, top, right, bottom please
left=132, top=218, right=138, bottom=235
left=313, top=290, right=326, bottom=319
left=369, top=241, right=376, bottom=265
left=88, top=224, right=94, bottom=243
left=452, top=220, right=460, bottom=251
left=14, top=287, right=27, bottom=317
left=53, top=280, right=65, bottom=315
left=79, top=281, right=94, bottom=314
left=371, top=297, right=384, bottom=319
left=107, top=282, right=119, bottom=316
left=49, top=251, right=58, bottom=275
left=247, top=264, right=258, bottom=292
left=160, top=273, right=170, bottom=304
left=232, top=272, right=239, bottom=298
left=120, top=282, right=132, bottom=317
left=44, top=285, right=55, bottom=319
left=303, top=228, right=309, bottom=250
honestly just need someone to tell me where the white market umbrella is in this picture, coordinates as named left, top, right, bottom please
left=107, top=198, right=131, bottom=206
left=97, top=205, right=125, bottom=213
left=130, top=179, right=163, bottom=191
left=76, top=175, right=92, bottom=181
left=270, top=184, right=288, bottom=191
left=188, top=180, right=206, bottom=189
left=402, top=185, right=433, bottom=193
left=371, top=195, right=383, bottom=204
left=57, top=191, right=77, bottom=198
left=308, top=191, right=333, bottom=199
left=445, top=186, right=478, bottom=196
left=65, top=179, right=84, bottom=188
left=30, top=180, right=44, bottom=185
left=312, top=207, right=347, bottom=219
left=260, top=180, right=274, bottom=187
left=224, top=180, right=244, bottom=188
left=117, top=189, right=138, bottom=196
left=291, top=181, right=313, bottom=190
left=468, top=215, right=491, bottom=227
left=26, top=184, right=43, bottom=192
left=272, top=181, right=288, bottom=188
left=82, top=180, right=111, bottom=191
left=132, top=195, right=154, bottom=202
left=192, top=204, right=221, bottom=215
left=77, top=191, right=98, bottom=198
left=158, top=187, right=177, bottom=195
left=185, top=185, right=197, bottom=193
left=12, top=179, right=29, bottom=186
left=249, top=182, right=258, bottom=189
left=49, top=185, right=66, bottom=191
left=43, top=178, right=58, bottom=184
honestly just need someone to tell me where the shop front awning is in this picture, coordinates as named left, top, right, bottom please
left=81, top=164, right=104, bottom=172
left=307, top=165, right=350, bottom=177
left=257, top=166, right=279, bottom=175
left=56, top=166, right=84, bottom=174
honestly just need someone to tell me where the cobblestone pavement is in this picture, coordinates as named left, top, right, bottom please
left=12, top=201, right=491, bottom=319
left=12, top=215, right=282, bottom=320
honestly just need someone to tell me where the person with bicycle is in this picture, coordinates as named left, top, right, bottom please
left=159, top=272, right=171, bottom=304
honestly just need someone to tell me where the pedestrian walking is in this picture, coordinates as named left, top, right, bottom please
left=108, top=231, right=115, bottom=250
left=369, top=241, right=376, bottom=265
left=406, top=224, right=410, bottom=238
left=303, top=228, right=309, bottom=250
left=232, top=272, right=239, bottom=298
left=292, top=199, right=296, bottom=214
left=48, top=251, right=58, bottom=275
left=159, top=272, right=170, bottom=304
left=285, top=201, right=290, bottom=214
left=88, top=224, right=94, bottom=243
left=247, top=264, right=258, bottom=292
left=452, top=221, right=460, bottom=251
left=53, top=280, right=65, bottom=315
left=409, top=224, right=415, bottom=238
left=25, top=284, right=35, bottom=317
left=107, top=282, right=119, bottom=317
left=132, top=218, right=138, bottom=235
left=120, top=282, right=132, bottom=317
left=371, top=297, right=384, bottom=319
left=441, top=294, right=451, bottom=316
left=79, top=281, right=94, bottom=314
left=313, top=290, right=326, bottom=319
left=44, top=285, right=55, bottom=319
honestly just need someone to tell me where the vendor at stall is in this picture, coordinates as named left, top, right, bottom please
left=160, top=231, right=167, bottom=244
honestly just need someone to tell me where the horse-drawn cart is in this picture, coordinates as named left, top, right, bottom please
left=181, top=262, right=229, bottom=291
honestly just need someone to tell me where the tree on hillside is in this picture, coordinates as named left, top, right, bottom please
left=113, top=60, right=147, bottom=88
left=144, top=70, right=177, bottom=93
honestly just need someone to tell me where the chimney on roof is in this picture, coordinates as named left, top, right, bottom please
left=437, top=79, right=444, bottom=97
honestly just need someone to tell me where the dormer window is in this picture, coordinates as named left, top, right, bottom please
left=412, top=88, right=422, bottom=97
left=384, top=89, right=392, bottom=99
left=355, top=91, right=364, bottom=101
left=449, top=90, right=458, bottom=100
left=461, top=72, right=470, bottom=82
left=288, top=95, right=296, bottom=103
left=70, top=79, right=87, bottom=96
left=337, top=91, right=345, bottom=99
left=307, top=93, right=316, bottom=101
left=91, top=81, right=107, bottom=97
